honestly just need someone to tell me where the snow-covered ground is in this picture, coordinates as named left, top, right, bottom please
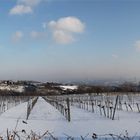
left=60, top=85, right=78, bottom=90
left=0, top=97, right=140, bottom=138
left=0, top=85, right=25, bottom=92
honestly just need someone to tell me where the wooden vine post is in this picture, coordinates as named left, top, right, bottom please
left=26, top=97, right=30, bottom=120
left=112, top=95, right=119, bottom=120
left=66, top=98, right=71, bottom=122
left=26, top=97, right=38, bottom=120
left=136, top=103, right=140, bottom=112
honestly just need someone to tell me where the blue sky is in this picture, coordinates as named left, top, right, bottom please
left=0, top=0, right=140, bottom=82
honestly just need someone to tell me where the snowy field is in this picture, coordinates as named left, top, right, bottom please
left=0, top=95, right=140, bottom=139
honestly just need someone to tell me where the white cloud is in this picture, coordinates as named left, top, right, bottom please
left=48, top=16, right=85, bottom=44
left=9, top=0, right=45, bottom=15
left=135, top=40, right=140, bottom=51
left=53, top=30, right=74, bottom=44
left=12, top=31, right=24, bottom=42
left=9, top=5, right=32, bottom=15
left=48, top=16, right=85, bottom=33
left=30, top=31, right=46, bottom=39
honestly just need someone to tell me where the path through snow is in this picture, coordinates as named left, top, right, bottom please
left=0, top=97, right=140, bottom=137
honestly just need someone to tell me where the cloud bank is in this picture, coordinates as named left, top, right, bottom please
left=10, top=16, right=85, bottom=45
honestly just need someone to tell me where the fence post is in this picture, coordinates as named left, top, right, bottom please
left=124, top=102, right=128, bottom=111
left=119, top=96, right=122, bottom=110
left=107, top=101, right=109, bottom=118
left=26, top=97, right=30, bottom=120
left=128, top=104, right=133, bottom=111
left=91, top=102, right=94, bottom=113
left=67, top=98, right=71, bottom=122
left=102, top=106, right=106, bottom=117
left=110, top=107, right=113, bottom=119
left=112, top=95, right=119, bottom=120
left=136, top=103, right=140, bottom=112
left=87, top=102, right=88, bottom=110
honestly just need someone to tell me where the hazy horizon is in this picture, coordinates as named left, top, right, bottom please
left=1, top=0, right=140, bottom=81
